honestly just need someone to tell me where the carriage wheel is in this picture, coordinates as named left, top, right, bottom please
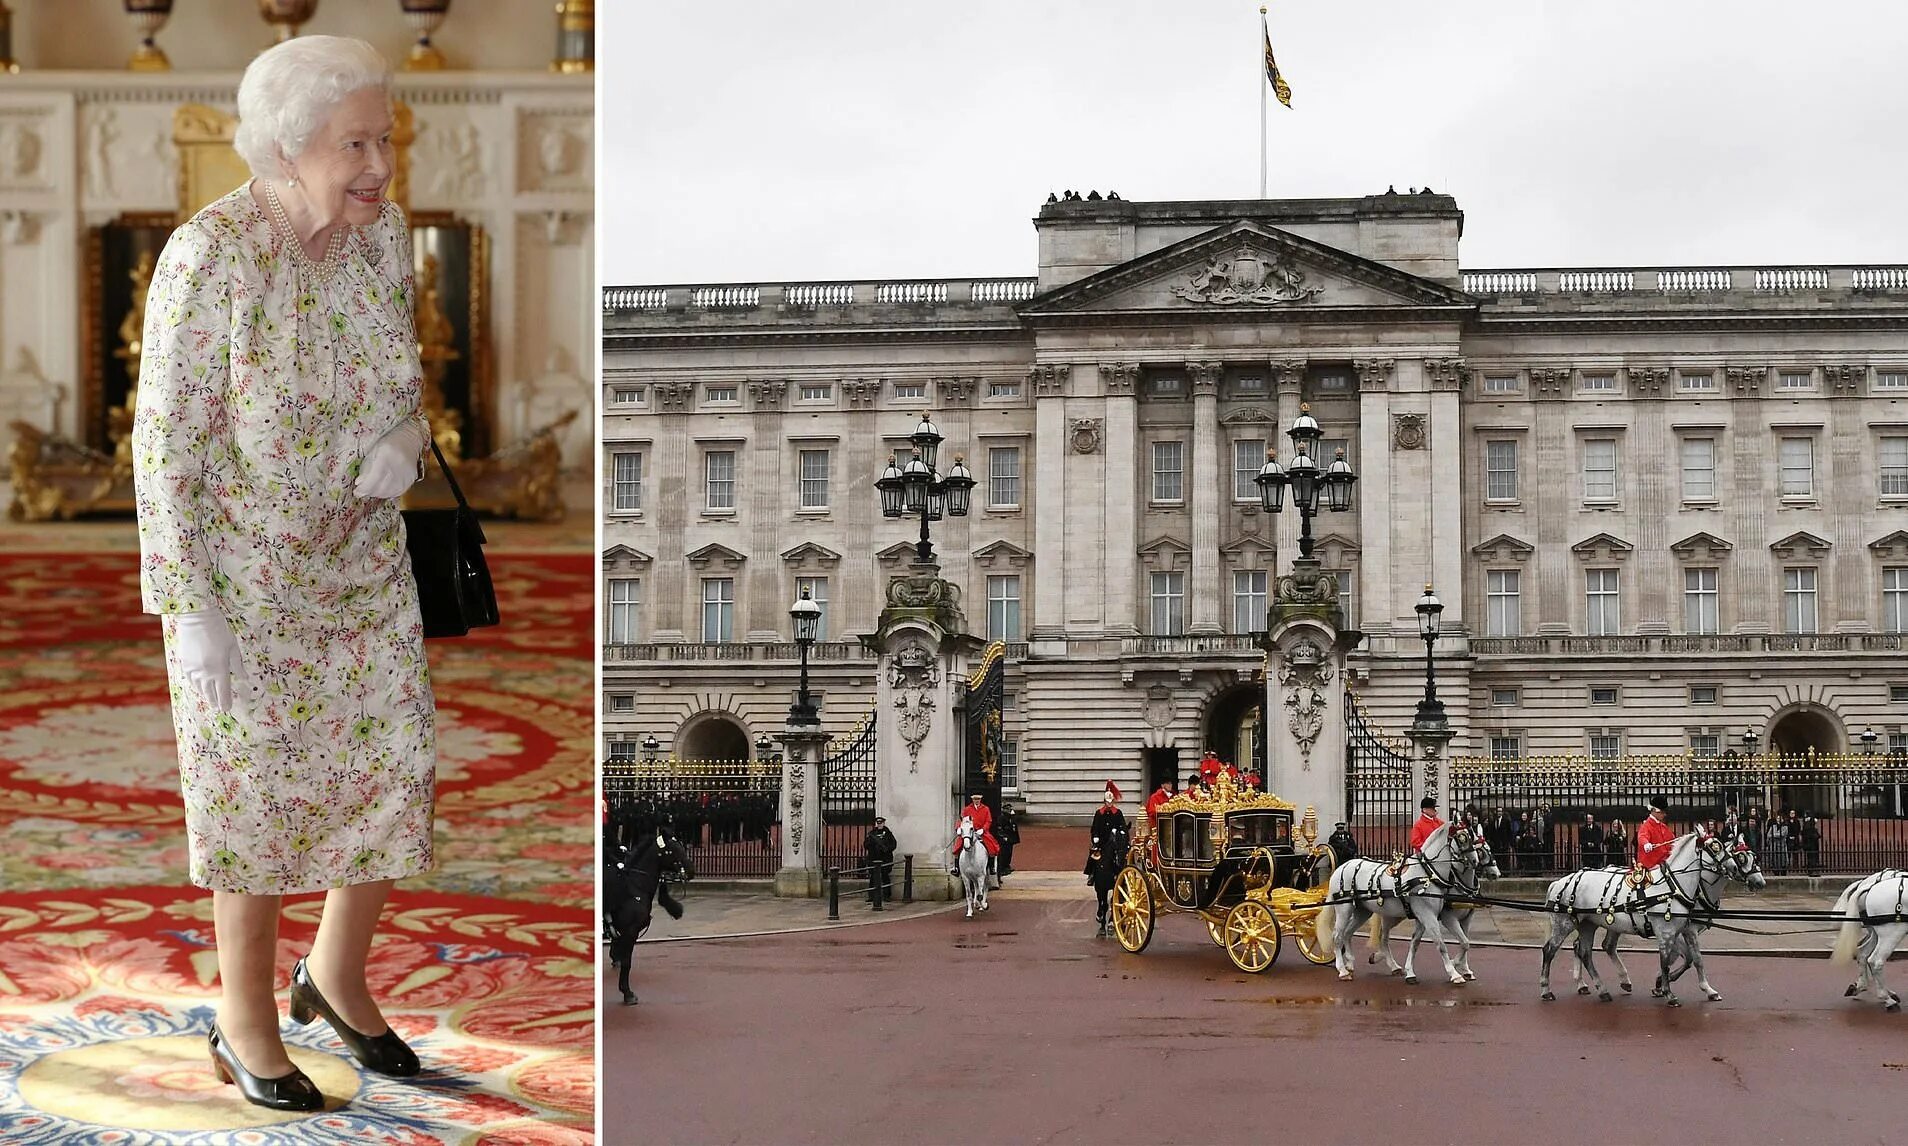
left=1291, top=908, right=1336, bottom=965
left=1112, top=866, right=1154, bottom=954
left=1223, top=900, right=1281, bottom=973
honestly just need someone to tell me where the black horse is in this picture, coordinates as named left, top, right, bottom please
left=605, top=812, right=693, bottom=1005
left=1086, top=826, right=1129, bottom=936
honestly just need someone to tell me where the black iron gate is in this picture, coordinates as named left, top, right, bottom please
left=1345, top=696, right=1414, bottom=859
left=962, top=642, right=1006, bottom=819
left=603, top=759, right=782, bottom=877
left=819, top=714, right=877, bottom=873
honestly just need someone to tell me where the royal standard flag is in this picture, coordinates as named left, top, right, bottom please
left=1264, top=19, right=1292, bottom=108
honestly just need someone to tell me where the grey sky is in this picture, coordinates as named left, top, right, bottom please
left=602, top=1, right=1908, bottom=285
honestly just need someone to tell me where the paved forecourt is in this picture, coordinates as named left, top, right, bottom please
left=615, top=879, right=1905, bottom=1145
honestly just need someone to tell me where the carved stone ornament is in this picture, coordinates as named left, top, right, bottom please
left=888, top=643, right=941, bottom=773
left=1393, top=412, right=1427, bottom=451
left=1170, top=250, right=1324, bottom=306
left=886, top=574, right=961, bottom=610
left=653, top=382, right=692, bottom=411
left=1277, top=648, right=1334, bottom=770
left=787, top=766, right=805, bottom=855
left=1144, top=685, right=1174, bottom=730
left=1071, top=417, right=1103, bottom=454
left=1423, top=755, right=1440, bottom=795
left=746, top=378, right=786, bottom=408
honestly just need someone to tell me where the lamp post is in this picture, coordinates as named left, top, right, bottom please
left=754, top=731, right=774, bottom=759
left=1410, top=585, right=1455, bottom=801
left=1254, top=403, right=1357, bottom=560
left=789, top=589, right=822, bottom=726
left=1742, top=728, right=1760, bottom=757
left=639, top=733, right=660, bottom=764
left=875, top=413, right=975, bottom=565
left=1862, top=726, right=1879, bottom=756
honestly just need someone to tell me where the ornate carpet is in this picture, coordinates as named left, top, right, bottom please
left=0, top=551, right=594, bottom=1144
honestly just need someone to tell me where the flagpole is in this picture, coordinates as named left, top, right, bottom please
left=1259, top=5, right=1267, bottom=198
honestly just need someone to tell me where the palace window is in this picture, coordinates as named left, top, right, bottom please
left=607, top=578, right=640, bottom=644
left=1680, top=438, right=1715, bottom=501
left=1334, top=569, right=1356, bottom=629
left=1485, top=569, right=1521, bottom=638
left=1485, top=440, right=1518, bottom=501
left=987, top=447, right=1021, bottom=508
left=1783, top=567, right=1818, bottom=634
left=987, top=575, right=1022, bottom=641
left=1233, top=570, right=1267, bottom=634
left=795, top=577, right=829, bottom=639
left=609, top=694, right=635, bottom=713
left=1149, top=572, right=1186, bottom=636
left=611, top=386, right=645, bottom=405
left=988, top=380, right=1022, bottom=399
left=999, top=739, right=1020, bottom=791
left=798, top=382, right=833, bottom=402
left=1151, top=441, right=1184, bottom=502
left=1689, top=733, right=1721, bottom=757
left=1234, top=439, right=1266, bottom=501
left=608, top=740, right=639, bottom=763
left=1589, top=733, right=1623, bottom=759
left=1490, top=689, right=1518, bottom=707
left=1582, top=439, right=1617, bottom=502
left=1878, top=371, right=1908, bottom=391
left=1590, top=686, right=1619, bottom=706
left=1684, top=568, right=1719, bottom=634
left=1483, top=375, right=1519, bottom=394
left=701, top=578, right=735, bottom=643
left=705, top=450, right=737, bottom=510
left=1778, top=371, right=1812, bottom=391
left=611, top=451, right=643, bottom=513
left=798, top=449, right=831, bottom=510
left=892, top=381, right=926, bottom=400
left=1489, top=735, right=1523, bottom=760
left=705, top=385, right=738, bottom=403
left=1881, top=437, right=1908, bottom=498
left=1581, top=373, right=1615, bottom=392
left=1778, top=437, right=1814, bottom=498
left=1885, top=567, right=1908, bottom=634
left=1585, top=568, right=1621, bottom=635
left=1679, top=371, right=1715, bottom=392
left=1690, top=685, right=1719, bottom=705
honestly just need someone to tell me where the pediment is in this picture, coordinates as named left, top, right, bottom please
left=780, top=541, right=842, bottom=568
left=602, top=544, right=653, bottom=570
left=1770, top=531, right=1832, bottom=559
left=1137, top=535, right=1192, bottom=570
left=1312, top=532, right=1362, bottom=568
left=1870, top=530, right=1908, bottom=560
left=1219, top=534, right=1276, bottom=556
left=874, top=541, right=919, bottom=567
left=1570, top=532, right=1634, bottom=561
left=1670, top=531, right=1734, bottom=560
left=1471, top=533, right=1535, bottom=562
left=1021, top=221, right=1476, bottom=319
left=1221, top=406, right=1280, bottom=425
left=685, top=543, right=748, bottom=571
left=972, top=539, right=1034, bottom=569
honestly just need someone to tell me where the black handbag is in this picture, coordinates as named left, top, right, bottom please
left=402, top=436, right=500, bottom=638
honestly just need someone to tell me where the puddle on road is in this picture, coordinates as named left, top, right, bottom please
left=1236, top=995, right=1513, bottom=1009
left=952, top=942, right=988, bottom=949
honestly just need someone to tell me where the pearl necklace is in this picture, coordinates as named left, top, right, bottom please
left=262, top=181, right=346, bottom=278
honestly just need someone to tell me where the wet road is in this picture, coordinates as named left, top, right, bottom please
left=613, top=891, right=1904, bottom=1145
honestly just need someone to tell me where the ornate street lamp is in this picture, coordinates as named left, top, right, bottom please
left=1255, top=403, right=1356, bottom=558
left=789, top=589, right=822, bottom=726
left=1862, top=726, right=1879, bottom=755
left=639, top=733, right=660, bottom=764
left=754, top=731, right=774, bottom=759
left=1410, top=584, right=1453, bottom=759
left=1742, top=727, right=1760, bottom=757
left=875, top=413, right=975, bottom=564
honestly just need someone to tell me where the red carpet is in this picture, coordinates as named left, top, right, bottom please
left=0, top=551, right=594, bottom=1143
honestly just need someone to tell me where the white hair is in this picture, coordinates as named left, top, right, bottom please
left=233, top=35, right=392, bottom=181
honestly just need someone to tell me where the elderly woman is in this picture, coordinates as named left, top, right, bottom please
left=132, top=36, right=435, bottom=1112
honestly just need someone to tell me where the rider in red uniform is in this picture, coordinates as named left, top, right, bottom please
left=1144, top=780, right=1175, bottom=828
left=1407, top=797, right=1444, bottom=852
left=1635, top=795, right=1676, bottom=871
left=951, top=793, right=999, bottom=870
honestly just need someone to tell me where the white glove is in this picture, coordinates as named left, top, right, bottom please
left=174, top=611, right=242, bottom=713
left=354, top=416, right=429, bottom=500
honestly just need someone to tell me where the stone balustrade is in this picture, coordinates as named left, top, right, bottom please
left=1463, top=265, right=1908, bottom=296
left=603, top=641, right=879, bottom=663
left=602, top=277, right=1040, bottom=315
left=1470, top=633, right=1907, bottom=656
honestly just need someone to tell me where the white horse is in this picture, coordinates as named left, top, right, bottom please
left=1315, top=821, right=1493, bottom=985
left=1539, top=829, right=1764, bottom=1007
left=953, top=818, right=990, bottom=918
left=1369, top=827, right=1502, bottom=981
left=1830, top=870, right=1908, bottom=1011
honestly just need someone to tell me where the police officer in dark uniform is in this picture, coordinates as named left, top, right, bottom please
left=995, top=804, right=1021, bottom=878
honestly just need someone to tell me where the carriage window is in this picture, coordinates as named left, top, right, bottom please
left=1173, top=814, right=1198, bottom=860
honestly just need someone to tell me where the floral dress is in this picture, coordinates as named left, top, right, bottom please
left=131, top=184, right=436, bottom=895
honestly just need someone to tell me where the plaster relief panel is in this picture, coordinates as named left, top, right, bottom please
left=0, top=110, right=51, bottom=193
left=414, top=111, right=488, bottom=209
left=515, top=108, right=592, bottom=195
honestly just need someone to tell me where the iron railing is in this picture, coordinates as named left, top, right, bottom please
left=1449, top=752, right=1908, bottom=875
left=1345, top=696, right=1416, bottom=860
left=603, top=758, right=783, bottom=877
left=819, top=715, right=878, bottom=873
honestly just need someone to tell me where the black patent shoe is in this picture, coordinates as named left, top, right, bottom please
left=289, top=957, right=420, bottom=1077
left=208, top=1024, right=324, bottom=1112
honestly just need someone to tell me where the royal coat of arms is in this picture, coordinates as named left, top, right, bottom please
left=1171, top=250, right=1324, bottom=305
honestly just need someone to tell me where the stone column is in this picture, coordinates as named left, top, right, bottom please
left=1425, top=364, right=1464, bottom=627
left=1188, top=361, right=1223, bottom=634
left=865, top=563, right=984, bottom=901
left=1262, top=556, right=1361, bottom=824
left=1101, top=362, right=1140, bottom=634
left=773, top=722, right=829, bottom=897
left=746, top=378, right=788, bottom=640
left=1031, top=365, right=1069, bottom=642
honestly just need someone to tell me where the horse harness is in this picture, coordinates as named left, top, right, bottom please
left=1549, top=835, right=1730, bottom=934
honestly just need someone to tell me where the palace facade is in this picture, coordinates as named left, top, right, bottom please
left=603, top=191, right=1908, bottom=819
